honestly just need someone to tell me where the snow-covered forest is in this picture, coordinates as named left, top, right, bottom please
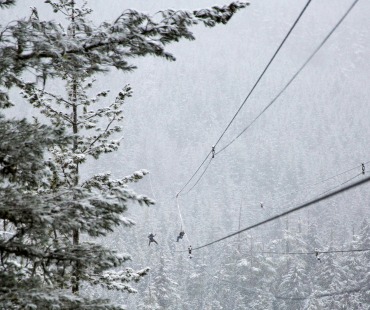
left=0, top=0, right=369, bottom=309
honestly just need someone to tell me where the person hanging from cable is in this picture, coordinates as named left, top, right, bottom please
left=188, top=245, right=193, bottom=259
left=177, top=230, right=185, bottom=242
left=148, top=233, right=158, bottom=246
left=315, top=249, right=321, bottom=262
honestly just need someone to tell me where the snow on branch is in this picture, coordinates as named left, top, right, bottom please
left=0, top=0, right=15, bottom=9
left=82, top=169, right=150, bottom=188
left=89, top=267, right=150, bottom=293
left=0, top=1, right=249, bottom=85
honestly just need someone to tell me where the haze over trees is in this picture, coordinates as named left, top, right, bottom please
left=1, top=0, right=369, bottom=309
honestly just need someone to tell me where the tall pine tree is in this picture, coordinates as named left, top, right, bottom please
left=0, top=0, right=249, bottom=308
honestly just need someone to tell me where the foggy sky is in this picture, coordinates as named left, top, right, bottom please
left=2, top=0, right=369, bottom=290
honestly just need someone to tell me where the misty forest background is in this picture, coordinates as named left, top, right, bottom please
left=2, top=0, right=370, bottom=309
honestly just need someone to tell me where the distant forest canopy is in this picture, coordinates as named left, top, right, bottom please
left=1, top=0, right=369, bottom=309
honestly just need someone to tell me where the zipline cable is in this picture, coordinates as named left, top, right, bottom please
left=269, top=170, right=363, bottom=214
left=176, top=151, right=212, bottom=197
left=258, top=248, right=370, bottom=255
left=176, top=0, right=359, bottom=196
left=185, top=157, right=213, bottom=195
left=182, top=160, right=368, bottom=214
left=185, top=247, right=368, bottom=301
left=201, top=261, right=369, bottom=301
left=261, top=161, right=369, bottom=207
left=174, top=170, right=367, bottom=253
left=176, top=0, right=313, bottom=196
left=213, top=0, right=313, bottom=149
left=216, top=0, right=360, bottom=155
left=275, top=285, right=370, bottom=300
left=148, top=173, right=157, bottom=201
left=147, top=172, right=192, bottom=244
left=173, top=0, right=359, bottom=252
left=176, top=195, right=192, bottom=245
left=318, top=172, right=363, bottom=196
left=176, top=195, right=185, bottom=229
left=186, top=174, right=370, bottom=251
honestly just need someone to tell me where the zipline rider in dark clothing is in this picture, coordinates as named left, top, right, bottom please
left=177, top=231, right=185, bottom=242
left=148, top=233, right=158, bottom=246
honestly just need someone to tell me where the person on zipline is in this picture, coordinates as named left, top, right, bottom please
left=148, top=233, right=158, bottom=246
left=188, top=245, right=193, bottom=259
left=177, top=231, right=185, bottom=242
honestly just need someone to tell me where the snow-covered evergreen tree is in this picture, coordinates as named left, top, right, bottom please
left=0, top=0, right=249, bottom=308
left=276, top=261, right=310, bottom=309
left=137, top=275, right=160, bottom=310
left=0, top=90, right=151, bottom=309
left=338, top=219, right=370, bottom=308
left=150, top=253, right=180, bottom=309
